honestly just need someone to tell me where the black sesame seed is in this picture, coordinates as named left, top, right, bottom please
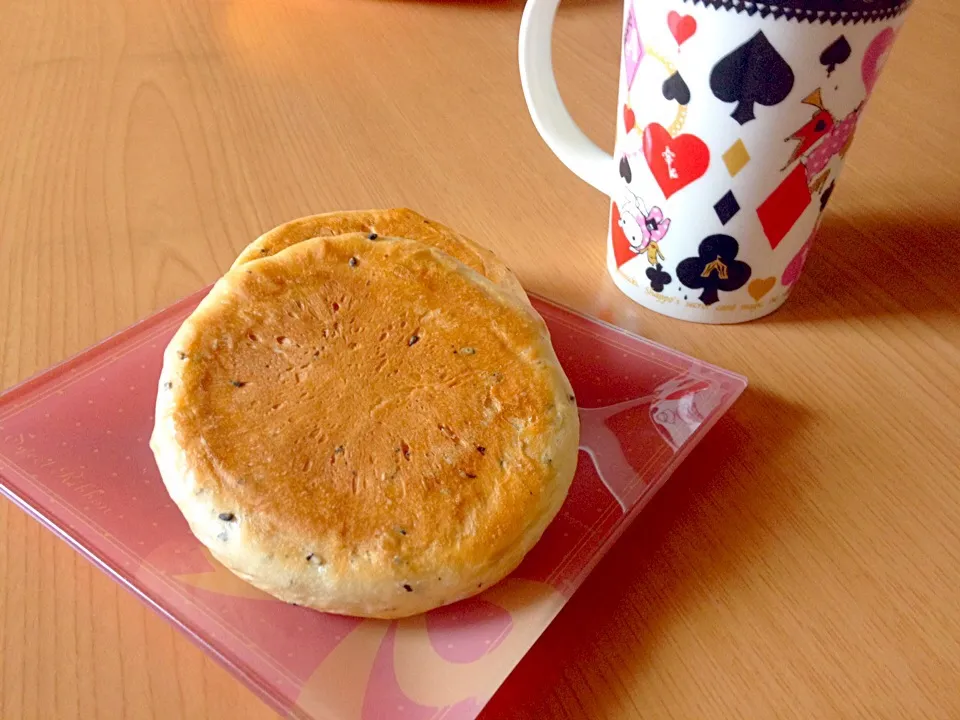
left=408, top=334, right=420, bottom=346
left=177, top=351, right=187, bottom=360
left=368, top=233, right=378, bottom=240
left=349, top=256, right=359, bottom=267
left=334, top=445, right=344, bottom=454
left=568, top=394, right=576, bottom=402
left=397, top=527, right=407, bottom=536
left=476, top=446, right=486, bottom=455
left=403, top=584, right=413, bottom=592
left=465, top=472, right=477, bottom=479
left=231, top=380, right=247, bottom=388
left=306, top=553, right=314, bottom=561
left=260, top=248, right=269, bottom=254
left=163, top=381, right=173, bottom=390
left=218, top=512, right=235, bottom=522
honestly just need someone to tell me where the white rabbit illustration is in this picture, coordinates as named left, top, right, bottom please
left=617, top=187, right=669, bottom=265
left=617, top=189, right=645, bottom=248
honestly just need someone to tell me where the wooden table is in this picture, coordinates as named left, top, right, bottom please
left=2, top=0, right=958, bottom=717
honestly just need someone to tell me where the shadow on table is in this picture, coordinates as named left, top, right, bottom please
left=480, top=386, right=811, bottom=719
left=762, top=212, right=960, bottom=327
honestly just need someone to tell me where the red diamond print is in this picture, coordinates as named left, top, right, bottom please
left=757, top=164, right=812, bottom=250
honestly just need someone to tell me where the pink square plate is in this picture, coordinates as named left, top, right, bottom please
left=0, top=289, right=746, bottom=719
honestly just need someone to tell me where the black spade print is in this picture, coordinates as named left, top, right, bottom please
left=646, top=263, right=672, bottom=292
left=820, top=36, right=851, bottom=77
left=676, top=235, right=752, bottom=305
left=662, top=71, right=691, bottom=106
left=619, top=155, right=632, bottom=184
left=819, top=180, right=836, bottom=212
left=710, top=32, right=795, bottom=125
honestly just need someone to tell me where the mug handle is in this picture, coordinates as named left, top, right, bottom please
left=519, top=0, right=616, bottom=197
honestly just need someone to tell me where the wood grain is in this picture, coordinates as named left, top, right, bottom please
left=2, top=0, right=959, bottom=717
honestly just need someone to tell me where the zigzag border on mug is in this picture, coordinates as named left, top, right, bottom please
left=678, top=0, right=913, bottom=26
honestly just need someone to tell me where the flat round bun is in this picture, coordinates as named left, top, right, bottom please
left=232, top=208, right=528, bottom=304
left=151, top=233, right=579, bottom=618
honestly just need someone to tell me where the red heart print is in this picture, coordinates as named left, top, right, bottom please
left=667, top=11, right=697, bottom=47
left=610, top=202, right=635, bottom=269
left=642, top=123, right=710, bottom=200
left=623, top=104, right=636, bottom=133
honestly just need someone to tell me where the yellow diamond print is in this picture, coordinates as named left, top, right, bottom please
left=722, top=139, right=750, bottom=177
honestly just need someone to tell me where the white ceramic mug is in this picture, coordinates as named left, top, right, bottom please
left=520, top=0, right=912, bottom=323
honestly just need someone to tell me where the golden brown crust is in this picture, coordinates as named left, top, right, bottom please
left=152, top=234, right=578, bottom=618
left=232, top=208, right=528, bottom=303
